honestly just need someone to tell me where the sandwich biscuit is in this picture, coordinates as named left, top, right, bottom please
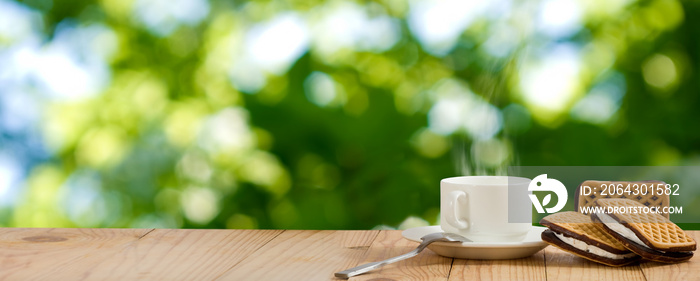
left=591, top=198, right=696, bottom=263
left=540, top=211, right=641, bottom=266
left=576, top=180, right=670, bottom=219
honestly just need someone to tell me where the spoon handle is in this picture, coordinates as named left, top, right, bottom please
left=334, top=247, right=423, bottom=278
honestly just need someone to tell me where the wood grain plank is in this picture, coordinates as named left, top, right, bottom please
left=216, top=230, right=379, bottom=281
left=82, top=229, right=283, bottom=280
left=448, top=248, right=546, bottom=281
left=545, top=244, right=646, bottom=281
left=352, top=230, right=452, bottom=281
left=0, top=228, right=153, bottom=280
left=639, top=231, right=700, bottom=281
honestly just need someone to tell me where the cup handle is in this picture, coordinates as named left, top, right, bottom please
left=446, top=190, right=469, bottom=230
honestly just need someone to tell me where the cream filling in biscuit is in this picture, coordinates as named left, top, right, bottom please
left=553, top=232, right=637, bottom=259
left=597, top=213, right=651, bottom=249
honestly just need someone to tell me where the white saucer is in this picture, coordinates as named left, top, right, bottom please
left=401, top=226, right=548, bottom=260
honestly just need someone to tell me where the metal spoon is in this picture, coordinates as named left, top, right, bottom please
left=335, top=232, right=471, bottom=279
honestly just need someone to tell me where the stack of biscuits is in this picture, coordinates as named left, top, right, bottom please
left=540, top=181, right=696, bottom=266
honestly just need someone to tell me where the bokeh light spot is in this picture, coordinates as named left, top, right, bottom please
left=411, top=128, right=450, bottom=158
left=246, top=12, right=309, bottom=75
left=75, top=126, right=129, bottom=169
left=304, top=71, right=341, bottom=107
left=133, top=0, right=210, bottom=36
left=428, top=79, right=502, bottom=139
left=471, top=138, right=511, bottom=168
left=519, top=44, right=582, bottom=124
left=181, top=186, right=219, bottom=225
left=239, top=151, right=291, bottom=197
left=642, top=53, right=677, bottom=90
left=536, top=0, right=582, bottom=38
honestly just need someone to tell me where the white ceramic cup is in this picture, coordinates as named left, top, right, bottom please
left=440, top=176, right=532, bottom=242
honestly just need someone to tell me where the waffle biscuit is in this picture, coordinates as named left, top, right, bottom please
left=576, top=180, right=670, bottom=219
left=591, top=198, right=696, bottom=263
left=540, top=211, right=640, bottom=266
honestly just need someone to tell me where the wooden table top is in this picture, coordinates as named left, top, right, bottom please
left=0, top=228, right=697, bottom=280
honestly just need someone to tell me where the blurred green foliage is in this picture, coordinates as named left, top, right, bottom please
left=1, top=0, right=699, bottom=229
